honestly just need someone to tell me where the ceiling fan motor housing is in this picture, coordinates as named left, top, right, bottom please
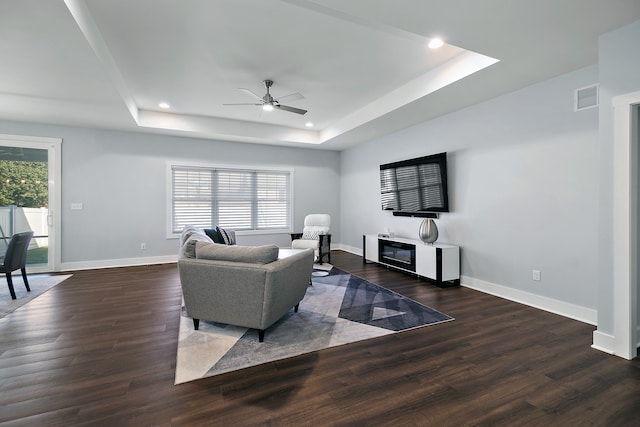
left=263, top=80, right=275, bottom=104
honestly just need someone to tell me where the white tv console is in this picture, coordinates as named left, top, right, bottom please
left=363, top=234, right=460, bottom=287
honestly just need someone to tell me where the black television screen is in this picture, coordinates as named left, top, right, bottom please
left=380, top=152, right=449, bottom=215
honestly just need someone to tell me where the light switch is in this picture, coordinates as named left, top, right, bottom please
left=71, top=202, right=83, bottom=210
left=532, top=270, right=541, bottom=281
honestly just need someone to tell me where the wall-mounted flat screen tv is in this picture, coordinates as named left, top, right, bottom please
left=380, top=152, right=449, bottom=216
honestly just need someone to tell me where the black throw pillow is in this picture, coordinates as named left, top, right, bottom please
left=217, top=226, right=236, bottom=245
left=203, top=228, right=225, bottom=244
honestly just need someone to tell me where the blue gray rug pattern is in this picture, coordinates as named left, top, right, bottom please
left=175, top=267, right=453, bottom=384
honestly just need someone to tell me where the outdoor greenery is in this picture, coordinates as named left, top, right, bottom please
left=0, top=160, right=48, bottom=207
left=26, top=246, right=48, bottom=264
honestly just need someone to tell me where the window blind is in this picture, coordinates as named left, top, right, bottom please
left=171, top=165, right=291, bottom=234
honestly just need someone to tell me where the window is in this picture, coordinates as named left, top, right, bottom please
left=169, top=164, right=292, bottom=235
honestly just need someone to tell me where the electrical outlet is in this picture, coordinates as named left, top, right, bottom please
left=532, top=270, right=541, bottom=281
left=140, top=243, right=147, bottom=250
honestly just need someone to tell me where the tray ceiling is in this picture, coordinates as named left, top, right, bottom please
left=0, top=0, right=639, bottom=150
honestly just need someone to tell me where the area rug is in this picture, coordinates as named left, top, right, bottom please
left=174, top=267, right=453, bottom=384
left=0, top=274, right=72, bottom=319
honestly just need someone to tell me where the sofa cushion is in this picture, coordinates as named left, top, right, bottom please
left=217, top=226, right=236, bottom=245
left=291, top=239, right=319, bottom=250
left=182, top=233, right=214, bottom=258
left=203, top=228, right=225, bottom=244
left=195, top=242, right=279, bottom=264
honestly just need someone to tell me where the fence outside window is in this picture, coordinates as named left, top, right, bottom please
left=0, top=205, right=48, bottom=262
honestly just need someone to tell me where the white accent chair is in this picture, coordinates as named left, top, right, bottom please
left=291, top=214, right=331, bottom=264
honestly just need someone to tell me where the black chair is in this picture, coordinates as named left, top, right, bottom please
left=1, top=231, right=34, bottom=300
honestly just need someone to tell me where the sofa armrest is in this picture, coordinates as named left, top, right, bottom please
left=318, top=233, right=331, bottom=246
left=261, top=249, right=314, bottom=326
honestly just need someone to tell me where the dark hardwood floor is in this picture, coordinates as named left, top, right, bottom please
left=1, top=250, right=639, bottom=426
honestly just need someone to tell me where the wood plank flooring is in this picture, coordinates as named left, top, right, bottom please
left=1, top=250, right=639, bottom=426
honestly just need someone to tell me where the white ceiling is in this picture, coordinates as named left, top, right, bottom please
left=1, top=0, right=639, bottom=151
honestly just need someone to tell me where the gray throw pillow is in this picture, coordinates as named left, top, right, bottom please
left=195, top=242, right=278, bottom=264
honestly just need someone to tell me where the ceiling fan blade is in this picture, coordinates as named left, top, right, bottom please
left=238, top=88, right=264, bottom=101
left=223, top=103, right=262, bottom=106
left=275, top=104, right=307, bottom=115
left=275, top=92, right=304, bottom=103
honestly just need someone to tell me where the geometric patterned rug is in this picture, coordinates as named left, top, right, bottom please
left=174, top=266, right=453, bottom=384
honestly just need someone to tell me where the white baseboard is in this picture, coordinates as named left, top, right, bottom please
left=592, top=330, right=615, bottom=354
left=461, top=275, right=597, bottom=325
left=337, top=244, right=362, bottom=256
left=60, top=254, right=177, bottom=272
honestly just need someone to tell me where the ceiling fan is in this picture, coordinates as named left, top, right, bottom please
left=223, top=80, right=307, bottom=115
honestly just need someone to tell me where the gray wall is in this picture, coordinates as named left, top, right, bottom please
left=340, top=65, right=600, bottom=311
left=0, top=120, right=340, bottom=268
left=597, top=19, right=640, bottom=334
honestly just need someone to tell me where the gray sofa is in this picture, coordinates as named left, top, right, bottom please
left=177, top=226, right=315, bottom=342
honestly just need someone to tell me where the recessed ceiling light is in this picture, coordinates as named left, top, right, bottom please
left=159, top=102, right=171, bottom=109
left=428, top=38, right=444, bottom=49
left=305, top=122, right=314, bottom=127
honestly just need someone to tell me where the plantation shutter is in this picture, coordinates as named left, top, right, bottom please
left=172, top=167, right=214, bottom=232
left=216, top=169, right=253, bottom=230
left=171, top=165, right=291, bottom=234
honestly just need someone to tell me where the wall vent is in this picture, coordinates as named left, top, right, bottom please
left=574, top=84, right=599, bottom=111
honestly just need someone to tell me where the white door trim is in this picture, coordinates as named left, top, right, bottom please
left=0, top=133, right=62, bottom=272
left=612, top=91, right=640, bottom=359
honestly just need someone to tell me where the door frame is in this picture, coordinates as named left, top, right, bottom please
left=0, top=134, right=62, bottom=273
left=612, top=90, right=640, bottom=359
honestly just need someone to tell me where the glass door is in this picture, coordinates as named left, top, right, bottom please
left=0, top=135, right=61, bottom=273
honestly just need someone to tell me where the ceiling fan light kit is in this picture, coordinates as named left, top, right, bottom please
left=223, top=79, right=308, bottom=115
